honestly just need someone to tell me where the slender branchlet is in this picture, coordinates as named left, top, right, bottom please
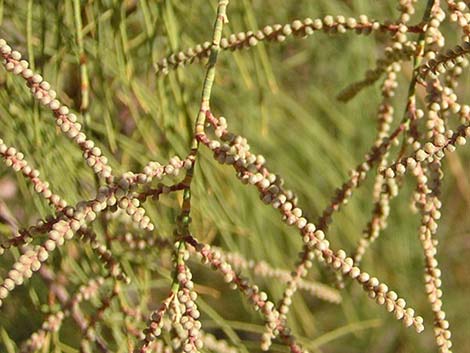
left=381, top=123, right=470, bottom=181
left=353, top=68, right=400, bottom=264
left=418, top=41, right=470, bottom=79
left=0, top=38, right=113, bottom=182
left=337, top=42, right=416, bottom=102
left=0, top=137, right=67, bottom=211
left=155, top=16, right=424, bottom=75
left=207, top=245, right=341, bottom=304
left=185, top=235, right=305, bottom=352
left=415, top=78, right=453, bottom=353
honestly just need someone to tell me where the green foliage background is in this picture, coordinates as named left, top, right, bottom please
left=0, top=1, right=469, bottom=352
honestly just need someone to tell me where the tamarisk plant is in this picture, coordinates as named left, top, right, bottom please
left=0, top=0, right=470, bottom=352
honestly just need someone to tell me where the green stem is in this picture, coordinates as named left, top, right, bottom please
left=193, top=0, right=230, bottom=150
left=178, top=0, right=230, bottom=236
left=170, top=240, right=186, bottom=294
left=170, top=0, right=230, bottom=317
left=73, top=0, right=90, bottom=122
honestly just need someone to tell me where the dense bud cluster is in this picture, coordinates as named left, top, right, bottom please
left=117, top=196, right=153, bottom=231
left=174, top=244, right=203, bottom=353
left=137, top=156, right=191, bottom=184
left=0, top=172, right=163, bottom=306
left=447, top=1, right=470, bottom=36
left=0, top=219, right=76, bottom=306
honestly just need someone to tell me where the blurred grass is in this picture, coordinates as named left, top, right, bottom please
left=0, top=0, right=470, bottom=352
